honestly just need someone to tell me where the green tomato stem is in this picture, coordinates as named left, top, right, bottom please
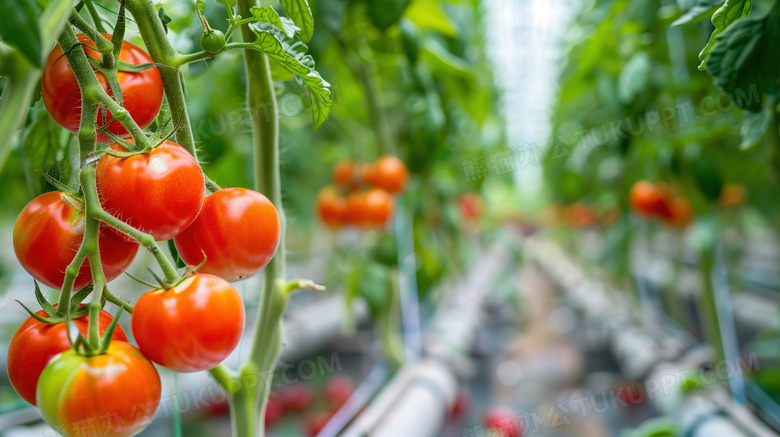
left=69, top=10, right=113, bottom=57
left=86, top=246, right=107, bottom=348
left=334, top=36, right=396, bottom=155
left=58, top=25, right=151, bottom=151
left=698, top=247, right=725, bottom=365
left=104, top=289, right=134, bottom=313
left=125, top=0, right=199, bottom=160
left=83, top=0, right=106, bottom=34
left=90, top=207, right=180, bottom=285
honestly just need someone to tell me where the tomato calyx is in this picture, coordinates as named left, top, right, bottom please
left=125, top=255, right=207, bottom=291
left=16, top=281, right=93, bottom=325
left=70, top=307, right=125, bottom=357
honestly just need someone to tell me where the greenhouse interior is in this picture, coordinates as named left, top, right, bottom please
left=0, top=0, right=778, bottom=436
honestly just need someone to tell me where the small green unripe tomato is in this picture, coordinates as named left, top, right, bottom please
left=201, top=29, right=226, bottom=54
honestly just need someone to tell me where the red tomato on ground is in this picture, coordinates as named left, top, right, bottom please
left=174, top=188, right=280, bottom=282
left=8, top=307, right=128, bottom=406
left=317, top=186, right=347, bottom=228
left=96, top=140, right=205, bottom=241
left=13, top=191, right=139, bottom=290
left=325, top=375, right=355, bottom=411
left=483, top=406, right=522, bottom=437
left=132, top=274, right=245, bottom=372
left=280, top=383, right=315, bottom=412
left=364, top=155, right=408, bottom=194
left=37, top=341, right=161, bottom=437
left=41, top=34, right=163, bottom=144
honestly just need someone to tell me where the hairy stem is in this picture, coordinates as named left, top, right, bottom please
left=125, top=0, right=198, bottom=159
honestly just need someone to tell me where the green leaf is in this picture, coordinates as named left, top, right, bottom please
left=706, top=2, right=779, bottom=111
left=671, top=0, right=724, bottom=26
left=216, top=0, right=237, bottom=7
left=23, top=111, right=68, bottom=195
left=157, top=6, right=173, bottom=33
left=691, top=154, right=724, bottom=203
left=698, top=0, right=751, bottom=70
left=279, top=0, right=314, bottom=42
left=250, top=6, right=299, bottom=38
left=196, top=0, right=205, bottom=11
left=420, top=39, right=472, bottom=77
left=740, top=96, right=775, bottom=149
left=367, top=0, right=412, bottom=30
left=0, top=0, right=43, bottom=66
left=399, top=18, right=422, bottom=64
left=248, top=22, right=331, bottom=129
left=404, top=0, right=457, bottom=37
left=617, top=51, right=651, bottom=104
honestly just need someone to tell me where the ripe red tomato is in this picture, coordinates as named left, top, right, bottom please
left=333, top=160, right=357, bottom=186
left=345, top=191, right=368, bottom=226
left=132, top=274, right=245, bottom=372
left=364, top=155, right=408, bottom=194
left=661, top=197, right=693, bottom=229
left=361, top=188, right=395, bottom=228
left=317, top=186, right=347, bottom=228
left=629, top=180, right=660, bottom=216
left=41, top=33, right=163, bottom=144
left=324, top=375, right=355, bottom=411
left=96, top=140, right=205, bottom=241
left=37, top=341, right=161, bottom=437
left=174, top=188, right=280, bottom=281
left=483, top=406, right=521, bottom=437
left=13, top=191, right=139, bottom=290
left=459, top=193, right=485, bottom=221
left=280, top=383, right=315, bottom=412
left=305, top=412, right=332, bottom=436
left=8, top=307, right=128, bottom=406
left=266, top=395, right=285, bottom=425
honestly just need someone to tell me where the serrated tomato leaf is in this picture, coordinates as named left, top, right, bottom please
left=248, top=22, right=331, bottom=129
left=279, top=0, right=314, bottom=42
left=250, top=6, right=299, bottom=38
left=672, top=0, right=724, bottom=27
left=0, top=0, right=42, bottom=66
left=698, top=0, right=751, bottom=70
left=706, top=2, right=780, bottom=111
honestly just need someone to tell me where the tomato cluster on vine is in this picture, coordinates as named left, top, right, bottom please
left=316, top=155, right=408, bottom=229
left=629, top=180, right=693, bottom=229
left=8, top=33, right=281, bottom=437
